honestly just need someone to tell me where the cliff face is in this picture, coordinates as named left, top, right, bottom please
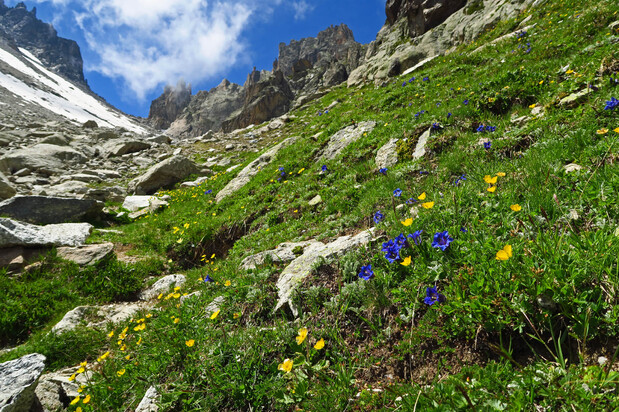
left=148, top=81, right=192, bottom=130
left=150, top=24, right=365, bottom=137
left=385, top=0, right=467, bottom=37
left=0, top=1, right=85, bottom=85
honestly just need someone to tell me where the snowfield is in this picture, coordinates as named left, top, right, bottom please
left=0, top=47, right=147, bottom=134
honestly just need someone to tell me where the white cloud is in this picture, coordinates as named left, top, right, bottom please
left=291, top=1, right=313, bottom=20
left=28, top=0, right=285, bottom=100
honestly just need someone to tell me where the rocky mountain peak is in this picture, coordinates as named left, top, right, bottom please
left=148, top=80, right=192, bottom=130
left=385, top=0, right=467, bottom=37
left=0, top=1, right=84, bottom=84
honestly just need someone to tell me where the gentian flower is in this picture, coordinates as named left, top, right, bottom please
left=424, top=287, right=445, bottom=305
left=203, top=275, right=214, bottom=283
left=409, top=77, right=415, bottom=82
left=463, top=99, right=469, bottom=105
left=379, top=168, right=388, bottom=175
left=604, top=97, right=619, bottom=110
left=321, top=165, right=328, bottom=172
left=447, top=112, right=452, bottom=118
left=373, top=210, right=384, bottom=224
left=423, top=77, right=429, bottom=82
left=394, top=233, right=409, bottom=249
left=476, top=125, right=485, bottom=133
left=381, top=240, right=401, bottom=263
left=432, top=122, right=441, bottom=130
left=393, top=188, right=402, bottom=197
left=204, top=189, right=212, bottom=195
left=460, top=227, right=467, bottom=233
left=402, top=82, right=407, bottom=87
left=408, top=230, right=423, bottom=245
left=431, top=231, right=453, bottom=251
left=485, top=126, right=496, bottom=132
left=358, top=264, right=374, bottom=280
left=484, top=141, right=492, bottom=150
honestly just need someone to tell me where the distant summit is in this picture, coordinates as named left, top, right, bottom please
left=0, top=1, right=85, bottom=85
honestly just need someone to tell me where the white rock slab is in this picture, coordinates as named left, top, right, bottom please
left=0, top=218, right=92, bottom=247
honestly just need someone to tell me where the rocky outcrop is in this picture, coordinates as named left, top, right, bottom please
left=0, top=2, right=84, bottom=84
left=51, top=302, right=149, bottom=335
left=128, top=156, right=200, bottom=195
left=135, top=386, right=160, bottom=412
left=165, top=79, right=244, bottom=138
left=216, top=136, right=299, bottom=202
left=375, top=138, right=399, bottom=169
left=0, top=217, right=92, bottom=247
left=0, top=353, right=46, bottom=412
left=0, top=171, right=16, bottom=199
left=318, top=121, right=376, bottom=161
left=349, top=0, right=536, bottom=86
left=140, top=274, right=186, bottom=301
left=0, top=196, right=103, bottom=224
left=0, top=143, right=86, bottom=175
left=148, top=80, right=192, bottom=130
left=57, top=242, right=114, bottom=265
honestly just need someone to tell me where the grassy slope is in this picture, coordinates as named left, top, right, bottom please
left=2, top=0, right=619, bottom=410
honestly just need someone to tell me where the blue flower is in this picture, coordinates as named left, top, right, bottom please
left=409, top=77, right=416, bottom=82
left=484, top=141, right=492, bottom=150
left=463, top=99, right=469, bottom=105
left=423, top=77, right=429, bottom=82
left=604, top=97, right=619, bottom=111
left=394, top=233, right=409, bottom=249
left=358, top=264, right=374, bottom=281
left=402, top=82, right=407, bottom=87
left=432, top=122, right=441, bottom=130
left=204, top=189, right=212, bottom=195
left=431, top=231, right=453, bottom=251
left=393, top=188, right=402, bottom=197
left=381, top=240, right=401, bottom=263
left=485, top=125, right=496, bottom=132
left=321, top=165, right=328, bottom=172
left=406, top=197, right=417, bottom=204
left=373, top=210, right=384, bottom=224
left=447, top=112, right=452, bottom=118
left=204, top=275, right=214, bottom=283
left=453, top=174, right=467, bottom=186
left=424, top=287, right=445, bottom=306
left=379, top=168, right=388, bottom=175
left=460, top=227, right=467, bottom=233
left=318, top=111, right=323, bottom=116
left=476, top=125, right=485, bottom=133
left=325, top=110, right=329, bottom=114
left=408, top=230, right=423, bottom=245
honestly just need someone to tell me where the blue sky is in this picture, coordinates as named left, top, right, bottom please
left=7, top=1, right=386, bottom=117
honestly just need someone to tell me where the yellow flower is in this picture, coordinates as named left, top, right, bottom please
left=76, top=367, right=85, bottom=374
left=298, top=168, right=305, bottom=174
left=174, top=318, right=180, bottom=324
left=174, top=286, right=181, bottom=291
left=70, top=396, right=80, bottom=405
left=296, top=328, right=308, bottom=344
left=136, top=337, right=142, bottom=345
left=495, top=172, right=506, bottom=177
left=82, top=395, right=91, bottom=404
left=418, top=192, right=427, bottom=200
left=538, top=80, right=544, bottom=85
left=401, top=218, right=413, bottom=226
left=529, top=103, right=536, bottom=109
left=176, top=238, right=183, bottom=244
left=496, top=245, right=513, bottom=261
left=224, top=280, right=231, bottom=287
left=76, top=408, right=82, bottom=412
left=278, top=358, right=293, bottom=373
left=125, top=355, right=131, bottom=360
left=210, top=310, right=220, bottom=320
left=68, top=374, right=76, bottom=382
left=421, top=201, right=434, bottom=209
left=146, top=313, right=152, bottom=318
left=488, top=97, right=495, bottom=103
left=157, top=293, right=163, bottom=300
left=116, top=369, right=126, bottom=377
left=211, top=253, right=216, bottom=259
left=233, top=312, right=241, bottom=319
left=80, top=361, right=87, bottom=367
left=566, top=69, right=574, bottom=74
left=484, top=175, right=498, bottom=184
left=596, top=128, right=609, bottom=135
left=107, top=330, right=114, bottom=338
left=487, top=185, right=497, bottom=193
left=314, top=339, right=325, bottom=350
left=400, top=256, right=412, bottom=266
left=510, top=204, right=522, bottom=212
left=172, top=293, right=181, bottom=299
left=120, top=344, right=126, bottom=351
left=185, top=339, right=195, bottom=347
left=614, top=127, right=619, bottom=133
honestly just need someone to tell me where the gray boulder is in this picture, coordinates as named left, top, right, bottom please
left=375, top=138, right=399, bottom=169
left=57, top=242, right=115, bottom=265
left=0, top=196, right=104, bottom=224
left=135, top=386, right=160, bottom=412
left=318, top=121, right=376, bottom=161
left=240, top=240, right=323, bottom=270
left=103, top=139, right=152, bottom=157
left=0, top=353, right=46, bottom=412
left=128, top=156, right=200, bottom=195
left=273, top=228, right=376, bottom=315
left=0, top=172, right=16, bottom=200
left=51, top=302, right=149, bottom=335
left=216, top=136, right=299, bottom=202
left=0, top=218, right=92, bottom=247
left=0, top=144, right=86, bottom=175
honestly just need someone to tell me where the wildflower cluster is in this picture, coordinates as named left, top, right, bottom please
left=476, top=124, right=496, bottom=133
left=604, top=97, right=619, bottom=111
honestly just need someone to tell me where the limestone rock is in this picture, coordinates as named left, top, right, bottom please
left=216, top=136, right=299, bottom=202
left=413, top=127, right=432, bottom=159
left=564, top=163, right=583, bottom=173
left=148, top=80, right=192, bottom=130
left=35, top=365, right=93, bottom=410
left=0, top=172, right=16, bottom=199
left=128, top=156, right=200, bottom=195
left=205, top=296, right=225, bottom=314
left=0, top=143, right=86, bottom=175
left=375, top=138, right=399, bottom=169
left=240, top=240, right=323, bottom=270
left=57, top=242, right=114, bottom=265
left=273, top=228, right=376, bottom=315
left=0, top=353, right=46, bottom=412
left=308, top=195, right=323, bottom=206
left=122, top=195, right=168, bottom=212
left=140, top=274, right=187, bottom=301
left=318, top=121, right=376, bottom=161
left=558, top=89, right=591, bottom=107
left=0, top=218, right=92, bottom=247
left=103, top=139, right=152, bottom=157
left=51, top=302, right=149, bottom=335
left=0, top=196, right=104, bottom=224
left=135, top=386, right=159, bottom=412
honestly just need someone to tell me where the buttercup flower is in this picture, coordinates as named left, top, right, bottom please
left=278, top=359, right=293, bottom=373
left=510, top=204, right=522, bottom=211
left=496, top=245, right=513, bottom=261
left=296, top=328, right=308, bottom=344
left=314, top=339, right=325, bottom=350
left=210, top=310, right=220, bottom=320
left=186, top=340, right=195, bottom=347
left=401, top=217, right=413, bottom=226
left=400, top=256, right=412, bottom=266
left=421, top=201, right=434, bottom=209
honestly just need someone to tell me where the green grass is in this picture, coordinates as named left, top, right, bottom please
left=2, top=0, right=619, bottom=410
